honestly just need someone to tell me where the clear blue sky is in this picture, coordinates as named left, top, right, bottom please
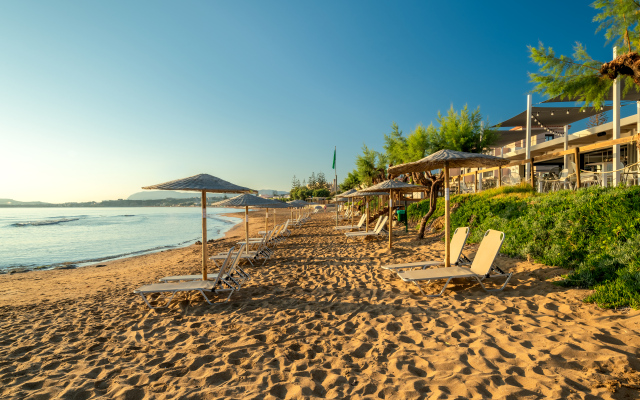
left=0, top=1, right=626, bottom=202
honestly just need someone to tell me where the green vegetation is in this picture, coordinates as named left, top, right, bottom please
left=529, top=1, right=640, bottom=108
left=290, top=171, right=331, bottom=198
left=407, top=184, right=640, bottom=309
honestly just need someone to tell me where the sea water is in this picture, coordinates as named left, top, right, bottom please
left=0, top=207, right=241, bottom=273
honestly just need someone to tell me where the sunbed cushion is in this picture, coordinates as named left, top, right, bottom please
left=398, top=266, right=474, bottom=282
left=134, top=280, right=217, bottom=294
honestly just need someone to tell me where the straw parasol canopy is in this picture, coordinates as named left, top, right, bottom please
left=142, top=173, right=253, bottom=281
left=332, top=189, right=357, bottom=226
left=388, top=149, right=510, bottom=267
left=387, top=149, right=510, bottom=174
left=286, top=200, right=309, bottom=221
left=358, top=180, right=427, bottom=249
left=211, top=194, right=289, bottom=255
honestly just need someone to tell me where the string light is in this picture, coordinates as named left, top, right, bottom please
left=550, top=111, right=554, bottom=116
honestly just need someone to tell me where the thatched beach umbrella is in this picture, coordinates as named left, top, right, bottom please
left=334, top=189, right=357, bottom=226
left=359, top=180, right=427, bottom=249
left=286, top=200, right=309, bottom=221
left=211, top=194, right=289, bottom=255
left=142, top=173, right=253, bottom=281
left=388, top=149, right=510, bottom=267
left=344, top=190, right=387, bottom=232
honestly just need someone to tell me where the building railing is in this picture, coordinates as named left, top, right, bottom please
left=448, top=134, right=640, bottom=193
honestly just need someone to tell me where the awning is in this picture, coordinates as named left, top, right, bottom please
left=543, top=85, right=640, bottom=103
left=495, top=106, right=613, bottom=128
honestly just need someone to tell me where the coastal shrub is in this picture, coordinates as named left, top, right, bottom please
left=406, top=184, right=640, bottom=309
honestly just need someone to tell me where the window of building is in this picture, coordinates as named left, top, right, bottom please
left=544, top=134, right=554, bottom=142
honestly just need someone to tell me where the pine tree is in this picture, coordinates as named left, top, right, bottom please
left=291, top=175, right=300, bottom=190
left=529, top=1, right=640, bottom=108
left=308, top=172, right=317, bottom=188
left=316, top=172, right=328, bottom=188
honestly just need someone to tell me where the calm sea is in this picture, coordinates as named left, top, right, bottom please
left=0, top=207, right=241, bottom=273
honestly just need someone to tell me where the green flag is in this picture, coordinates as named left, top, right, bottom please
left=332, top=148, right=336, bottom=169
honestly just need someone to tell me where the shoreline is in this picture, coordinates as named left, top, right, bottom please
left=1, top=208, right=292, bottom=276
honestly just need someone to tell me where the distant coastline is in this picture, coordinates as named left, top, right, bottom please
left=0, top=197, right=227, bottom=208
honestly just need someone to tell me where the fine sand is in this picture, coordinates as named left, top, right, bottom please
left=1, top=209, right=640, bottom=399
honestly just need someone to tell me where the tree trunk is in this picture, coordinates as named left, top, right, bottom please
left=417, top=172, right=444, bottom=239
left=600, top=52, right=640, bottom=84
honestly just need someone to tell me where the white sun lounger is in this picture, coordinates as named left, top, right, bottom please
left=160, top=244, right=249, bottom=289
left=133, top=248, right=239, bottom=309
left=381, top=227, right=471, bottom=271
left=345, top=216, right=388, bottom=238
left=334, top=215, right=367, bottom=231
left=397, top=229, right=512, bottom=297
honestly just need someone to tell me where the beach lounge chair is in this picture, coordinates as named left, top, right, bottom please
left=345, top=216, right=388, bottom=238
left=160, top=244, right=249, bottom=289
left=334, top=215, right=366, bottom=231
left=381, top=227, right=471, bottom=271
left=397, top=229, right=512, bottom=297
left=133, top=247, right=240, bottom=309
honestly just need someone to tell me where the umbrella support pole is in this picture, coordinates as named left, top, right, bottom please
left=201, top=192, right=208, bottom=281
left=388, top=194, right=392, bottom=249
left=245, top=206, right=249, bottom=255
left=444, top=162, right=451, bottom=268
left=366, top=198, right=369, bottom=233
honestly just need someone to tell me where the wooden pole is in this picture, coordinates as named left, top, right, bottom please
left=366, top=197, right=369, bottom=232
left=351, top=197, right=354, bottom=226
left=498, top=168, right=502, bottom=187
left=474, top=171, right=478, bottom=192
left=574, top=148, right=581, bottom=188
left=444, top=162, right=451, bottom=268
left=388, top=192, right=393, bottom=249
left=273, top=208, right=276, bottom=229
left=201, top=191, right=208, bottom=281
left=265, top=208, right=268, bottom=233
left=457, top=175, right=461, bottom=194
left=245, top=206, right=249, bottom=255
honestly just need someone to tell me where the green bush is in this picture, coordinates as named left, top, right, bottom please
left=407, top=184, right=640, bottom=309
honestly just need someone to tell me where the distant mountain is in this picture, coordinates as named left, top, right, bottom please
left=0, top=199, right=53, bottom=206
left=257, top=189, right=289, bottom=196
left=127, top=191, right=227, bottom=201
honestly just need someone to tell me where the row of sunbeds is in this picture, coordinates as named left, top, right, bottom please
left=381, top=227, right=512, bottom=296
left=335, top=214, right=389, bottom=239
left=133, top=214, right=312, bottom=309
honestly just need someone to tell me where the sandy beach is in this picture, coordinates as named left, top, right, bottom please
left=2, top=209, right=640, bottom=399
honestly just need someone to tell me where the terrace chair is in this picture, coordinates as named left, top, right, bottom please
left=345, top=215, right=388, bottom=239
left=159, top=244, right=249, bottom=289
left=334, top=215, right=367, bottom=231
left=133, top=247, right=240, bottom=309
left=553, top=169, right=572, bottom=191
left=622, top=162, right=639, bottom=186
left=397, top=230, right=512, bottom=297
left=570, top=161, right=599, bottom=188
left=381, top=227, right=471, bottom=272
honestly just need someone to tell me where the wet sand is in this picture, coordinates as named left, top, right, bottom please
left=1, top=209, right=640, bottom=399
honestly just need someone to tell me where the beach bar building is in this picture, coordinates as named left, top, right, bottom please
left=444, top=87, right=640, bottom=193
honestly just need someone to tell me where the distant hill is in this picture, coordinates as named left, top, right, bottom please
left=258, top=189, right=289, bottom=196
left=127, top=191, right=227, bottom=201
left=0, top=199, right=53, bottom=206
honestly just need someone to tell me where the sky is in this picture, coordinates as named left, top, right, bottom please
left=0, top=1, right=633, bottom=202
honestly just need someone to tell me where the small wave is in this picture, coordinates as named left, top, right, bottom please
left=12, top=218, right=80, bottom=227
left=122, top=215, right=135, bottom=217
